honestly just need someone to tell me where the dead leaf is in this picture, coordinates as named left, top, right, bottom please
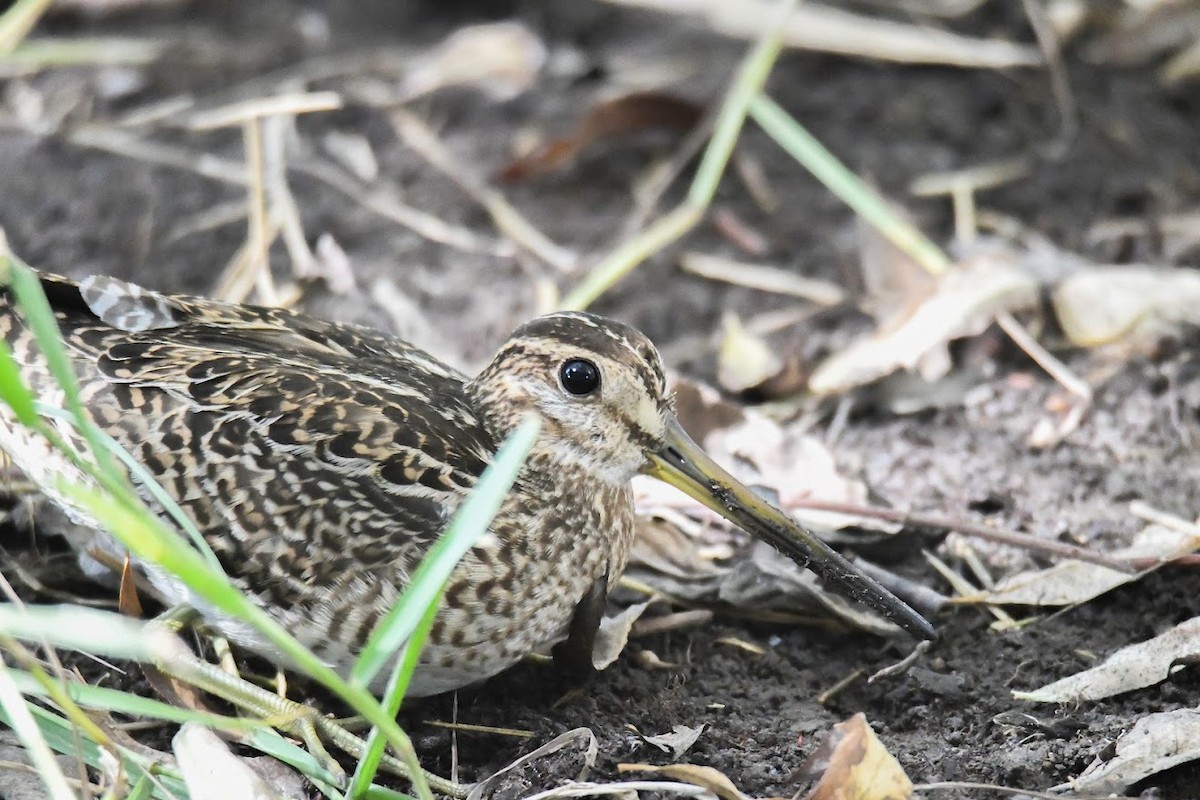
left=117, top=555, right=142, bottom=617
left=619, top=763, right=751, bottom=800
left=703, top=415, right=893, bottom=534
left=717, top=312, right=783, bottom=394
left=499, top=91, right=704, bottom=182
left=642, top=724, right=706, bottom=758
left=975, top=522, right=1200, bottom=607
left=801, top=713, right=912, bottom=800
left=1015, top=616, right=1200, bottom=703
left=593, top=600, right=653, bottom=670
left=468, top=728, right=598, bottom=800
left=398, top=21, right=546, bottom=102
left=1052, top=265, right=1200, bottom=347
left=173, top=723, right=282, bottom=800
left=809, top=255, right=1038, bottom=395
left=1063, top=708, right=1200, bottom=793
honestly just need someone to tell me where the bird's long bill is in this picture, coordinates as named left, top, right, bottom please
left=643, top=418, right=937, bottom=641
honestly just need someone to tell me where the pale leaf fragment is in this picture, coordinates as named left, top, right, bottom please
left=809, top=256, right=1037, bottom=394
left=1015, top=616, right=1200, bottom=703
left=398, top=21, right=546, bottom=102
left=642, top=724, right=706, bottom=758
left=619, top=763, right=750, bottom=800
left=174, top=723, right=282, bottom=800
left=717, top=312, right=783, bottom=393
left=593, top=600, right=653, bottom=670
left=976, top=523, right=1200, bottom=607
left=1052, top=265, right=1200, bottom=347
left=1062, top=708, right=1200, bottom=793
left=803, top=713, right=912, bottom=800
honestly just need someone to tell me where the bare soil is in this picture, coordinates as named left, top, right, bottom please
left=3, top=1, right=1200, bottom=798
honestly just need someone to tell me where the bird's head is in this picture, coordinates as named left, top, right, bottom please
left=473, top=311, right=936, bottom=641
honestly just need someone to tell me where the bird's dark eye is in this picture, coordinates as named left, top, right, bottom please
left=559, top=359, right=601, bottom=396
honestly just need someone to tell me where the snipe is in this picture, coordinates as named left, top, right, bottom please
left=0, top=272, right=934, bottom=696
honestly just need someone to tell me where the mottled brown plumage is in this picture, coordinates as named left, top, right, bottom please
left=0, top=272, right=933, bottom=696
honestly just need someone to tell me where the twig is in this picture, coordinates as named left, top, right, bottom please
left=995, top=311, right=1091, bottom=445
left=816, top=667, right=865, bottom=705
left=788, top=497, right=1135, bottom=572
left=423, top=720, right=535, bottom=739
left=923, top=550, right=1017, bottom=628
left=185, top=92, right=342, bottom=131
left=1019, top=0, right=1079, bottom=157
left=595, top=0, right=1042, bottom=68
left=390, top=109, right=577, bottom=273
left=868, top=640, right=930, bottom=683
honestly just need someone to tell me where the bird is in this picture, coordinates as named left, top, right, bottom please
left=0, top=270, right=934, bottom=697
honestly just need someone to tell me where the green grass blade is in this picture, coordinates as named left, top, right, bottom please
left=6, top=665, right=261, bottom=732
left=350, top=414, right=542, bottom=686
left=124, top=772, right=156, bottom=800
left=0, top=338, right=38, bottom=425
left=363, top=787, right=419, bottom=800
left=0, top=0, right=52, bottom=54
left=347, top=589, right=442, bottom=798
left=0, top=603, right=178, bottom=662
left=0, top=659, right=75, bottom=800
left=0, top=699, right=189, bottom=799
left=348, top=415, right=542, bottom=797
left=748, top=93, right=952, bottom=276
left=7, top=261, right=123, bottom=480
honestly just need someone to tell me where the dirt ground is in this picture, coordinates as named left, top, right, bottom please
left=2, top=1, right=1200, bottom=798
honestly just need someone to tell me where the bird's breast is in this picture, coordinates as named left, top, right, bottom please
left=405, top=471, right=636, bottom=694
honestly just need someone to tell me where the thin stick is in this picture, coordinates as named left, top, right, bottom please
left=390, top=109, right=577, bottom=273
left=788, top=497, right=1134, bottom=572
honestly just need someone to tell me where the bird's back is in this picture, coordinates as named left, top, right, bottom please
left=0, top=272, right=498, bottom=666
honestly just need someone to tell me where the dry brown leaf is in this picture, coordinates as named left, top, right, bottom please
left=117, top=555, right=142, bottom=617
left=975, top=522, right=1200, bottom=607
left=1063, top=708, right=1200, bottom=793
left=619, top=762, right=751, bottom=800
left=809, top=255, right=1038, bottom=395
left=499, top=91, right=704, bottom=183
left=802, top=713, right=912, bottom=800
left=1015, top=616, right=1200, bottom=703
